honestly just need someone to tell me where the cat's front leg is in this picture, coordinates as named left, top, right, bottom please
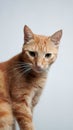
left=13, top=101, right=35, bottom=130
left=0, top=100, right=14, bottom=130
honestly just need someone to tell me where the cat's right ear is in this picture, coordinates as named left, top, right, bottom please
left=24, top=25, right=34, bottom=43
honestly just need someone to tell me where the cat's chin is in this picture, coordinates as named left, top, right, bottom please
left=33, top=70, right=44, bottom=73
left=32, top=68, right=47, bottom=74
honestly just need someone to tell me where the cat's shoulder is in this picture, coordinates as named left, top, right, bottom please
left=0, top=62, right=7, bottom=87
left=0, top=62, right=6, bottom=70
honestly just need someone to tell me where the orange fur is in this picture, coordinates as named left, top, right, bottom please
left=0, top=25, right=62, bottom=130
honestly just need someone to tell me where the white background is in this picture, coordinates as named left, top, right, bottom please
left=0, top=0, right=73, bottom=130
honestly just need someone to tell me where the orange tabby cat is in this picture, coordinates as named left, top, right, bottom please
left=0, top=25, right=62, bottom=130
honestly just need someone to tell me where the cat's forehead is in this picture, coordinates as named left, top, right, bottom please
left=23, top=34, right=57, bottom=53
left=34, top=34, right=49, bottom=43
left=33, top=34, right=54, bottom=52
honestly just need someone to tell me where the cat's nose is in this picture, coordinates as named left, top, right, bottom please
left=36, top=66, right=42, bottom=71
left=36, top=64, right=43, bottom=71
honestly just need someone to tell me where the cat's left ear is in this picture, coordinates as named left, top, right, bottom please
left=50, top=30, right=62, bottom=45
left=24, top=25, right=34, bottom=43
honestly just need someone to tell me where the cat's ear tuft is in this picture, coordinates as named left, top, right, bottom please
left=24, top=25, right=34, bottom=43
left=50, top=30, right=62, bottom=45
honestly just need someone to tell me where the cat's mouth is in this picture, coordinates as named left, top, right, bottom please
left=31, top=64, right=51, bottom=73
left=33, top=68, right=44, bottom=73
left=31, top=66, right=47, bottom=73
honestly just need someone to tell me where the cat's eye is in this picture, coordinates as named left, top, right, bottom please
left=45, top=53, right=52, bottom=58
left=29, top=51, right=36, bottom=57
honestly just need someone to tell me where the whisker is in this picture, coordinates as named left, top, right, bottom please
left=9, top=64, right=30, bottom=70
left=14, top=61, right=31, bottom=66
left=15, top=62, right=30, bottom=67
left=13, top=68, right=25, bottom=77
left=15, top=68, right=27, bottom=75
left=6, top=63, right=31, bottom=73
left=24, top=68, right=31, bottom=73
left=13, top=66, right=30, bottom=71
left=14, top=66, right=31, bottom=78
left=18, top=67, right=31, bottom=78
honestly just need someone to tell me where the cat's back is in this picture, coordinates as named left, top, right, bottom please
left=0, top=61, right=7, bottom=70
left=0, top=62, right=6, bottom=81
left=0, top=62, right=8, bottom=95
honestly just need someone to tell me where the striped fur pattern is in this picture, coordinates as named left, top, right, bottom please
left=0, top=25, right=62, bottom=130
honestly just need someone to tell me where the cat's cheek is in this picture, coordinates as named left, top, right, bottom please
left=49, top=56, right=57, bottom=65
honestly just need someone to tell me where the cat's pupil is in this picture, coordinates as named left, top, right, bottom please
left=45, top=53, right=52, bottom=58
left=29, top=51, right=36, bottom=57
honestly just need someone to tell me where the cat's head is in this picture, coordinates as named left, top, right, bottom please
left=22, top=25, right=62, bottom=73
